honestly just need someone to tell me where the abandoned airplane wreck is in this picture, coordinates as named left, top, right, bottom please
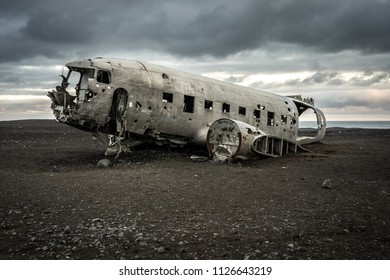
left=48, top=57, right=326, bottom=161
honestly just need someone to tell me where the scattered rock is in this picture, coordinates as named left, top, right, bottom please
left=157, top=246, right=165, bottom=254
left=97, top=159, right=112, bottom=168
left=322, top=179, right=333, bottom=189
left=64, top=226, right=71, bottom=234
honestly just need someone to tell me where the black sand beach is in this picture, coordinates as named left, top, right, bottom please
left=0, top=120, right=389, bottom=259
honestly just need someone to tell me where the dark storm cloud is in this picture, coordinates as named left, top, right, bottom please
left=301, top=72, right=342, bottom=85
left=1, top=0, right=390, bottom=63
left=0, top=64, right=59, bottom=94
left=318, top=92, right=390, bottom=111
left=249, top=70, right=390, bottom=89
left=350, top=71, right=389, bottom=86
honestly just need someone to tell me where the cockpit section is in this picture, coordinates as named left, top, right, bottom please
left=67, top=67, right=95, bottom=102
left=48, top=62, right=115, bottom=132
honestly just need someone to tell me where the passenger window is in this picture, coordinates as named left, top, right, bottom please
left=205, top=100, right=213, bottom=110
left=281, top=115, right=288, bottom=124
left=267, top=111, right=275, bottom=126
left=239, top=106, right=246, bottom=115
left=183, top=95, right=195, bottom=113
left=222, top=103, right=230, bottom=113
left=163, top=92, right=173, bottom=103
left=97, top=70, right=111, bottom=84
left=254, top=109, right=261, bottom=119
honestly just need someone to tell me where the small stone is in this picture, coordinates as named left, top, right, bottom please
left=157, top=246, right=165, bottom=254
left=64, top=226, right=71, bottom=234
left=322, top=179, right=333, bottom=189
left=97, top=159, right=112, bottom=168
left=42, top=246, right=48, bottom=251
left=296, top=246, right=306, bottom=252
left=31, top=236, right=37, bottom=242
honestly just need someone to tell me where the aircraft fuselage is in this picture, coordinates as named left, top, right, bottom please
left=48, top=58, right=326, bottom=160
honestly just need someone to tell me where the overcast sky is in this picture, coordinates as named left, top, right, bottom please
left=1, top=0, right=389, bottom=121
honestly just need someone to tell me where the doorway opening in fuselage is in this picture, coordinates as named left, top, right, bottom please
left=298, top=108, right=319, bottom=138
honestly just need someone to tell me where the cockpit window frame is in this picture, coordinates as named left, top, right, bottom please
left=96, top=69, right=112, bottom=84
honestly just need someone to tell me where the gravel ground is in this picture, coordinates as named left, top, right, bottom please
left=1, top=120, right=390, bottom=260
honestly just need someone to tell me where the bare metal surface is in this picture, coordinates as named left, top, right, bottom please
left=48, top=57, right=326, bottom=160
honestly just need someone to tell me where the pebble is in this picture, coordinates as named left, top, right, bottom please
left=157, top=246, right=165, bottom=254
left=64, top=226, right=71, bottom=234
left=322, top=179, right=333, bottom=189
left=97, top=159, right=112, bottom=168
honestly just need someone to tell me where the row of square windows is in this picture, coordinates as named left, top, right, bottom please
left=163, top=92, right=259, bottom=116
left=163, top=92, right=292, bottom=126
